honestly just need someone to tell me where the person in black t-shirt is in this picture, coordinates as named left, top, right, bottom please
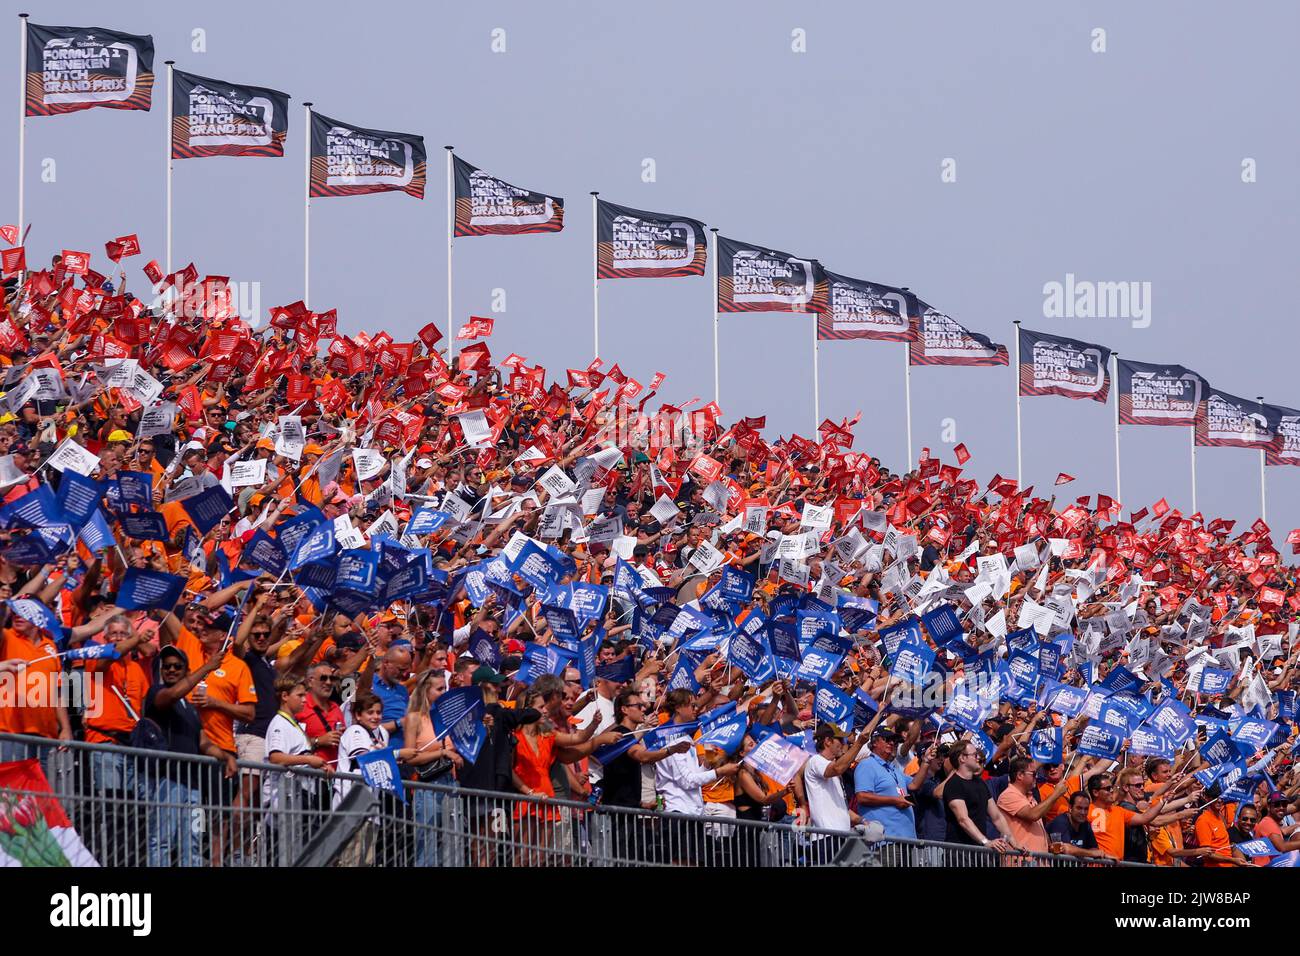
left=1047, top=791, right=1105, bottom=859
left=941, top=740, right=1017, bottom=852
left=143, top=645, right=229, bottom=866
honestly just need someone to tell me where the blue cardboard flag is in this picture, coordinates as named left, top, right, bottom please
left=696, top=709, right=748, bottom=756
left=335, top=549, right=381, bottom=596
left=1147, top=697, right=1197, bottom=746
left=813, top=680, right=854, bottom=731
left=6, top=597, right=61, bottom=634
left=114, top=471, right=154, bottom=509
left=116, top=568, right=187, bottom=612
left=1029, top=725, right=1063, bottom=764
left=449, top=711, right=488, bottom=765
left=0, top=484, right=60, bottom=530
left=118, top=510, right=169, bottom=541
left=1196, top=667, right=1233, bottom=695
left=431, top=686, right=484, bottom=740
left=181, top=484, right=234, bottom=536
left=1129, top=726, right=1176, bottom=758
left=55, top=471, right=102, bottom=526
left=404, top=506, right=451, bottom=536
left=62, top=641, right=121, bottom=662
left=78, top=509, right=116, bottom=553
left=890, top=639, right=936, bottom=687
left=354, top=748, right=406, bottom=804
left=796, top=632, right=852, bottom=682
left=290, top=521, right=336, bottom=570
left=1077, top=723, right=1125, bottom=759
left=245, top=529, right=288, bottom=577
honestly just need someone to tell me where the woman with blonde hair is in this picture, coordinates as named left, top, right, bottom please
left=402, top=669, right=460, bottom=866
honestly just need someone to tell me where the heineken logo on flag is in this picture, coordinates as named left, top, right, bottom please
left=1194, top=386, right=1282, bottom=451
left=310, top=112, right=426, bottom=199
left=453, top=155, right=563, bottom=235
left=1017, top=327, right=1112, bottom=403
left=816, top=271, right=913, bottom=343
left=908, top=303, right=1008, bottom=366
left=171, top=70, right=289, bottom=159
left=595, top=200, right=706, bottom=278
left=25, top=23, right=154, bottom=116
left=717, top=237, right=827, bottom=314
left=1117, top=359, right=1203, bottom=426
left=1265, top=405, right=1300, bottom=467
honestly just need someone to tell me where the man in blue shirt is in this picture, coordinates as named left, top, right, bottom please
left=370, top=646, right=412, bottom=748
left=852, top=727, right=916, bottom=839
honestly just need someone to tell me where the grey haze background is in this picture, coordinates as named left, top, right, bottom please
left=7, top=1, right=1300, bottom=540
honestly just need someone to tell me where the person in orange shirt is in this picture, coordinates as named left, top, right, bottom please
left=82, top=615, right=156, bottom=860
left=0, top=604, right=71, bottom=767
left=1194, top=794, right=1240, bottom=867
left=191, top=608, right=257, bottom=865
left=1085, top=771, right=1174, bottom=860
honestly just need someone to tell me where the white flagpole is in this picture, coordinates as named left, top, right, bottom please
left=445, top=146, right=455, bottom=363
left=1112, top=351, right=1121, bottom=503
left=303, top=102, right=312, bottom=308
left=17, top=14, right=27, bottom=244
left=903, top=343, right=913, bottom=467
left=591, top=191, right=600, bottom=360
left=710, top=227, right=719, bottom=405
left=811, top=315, right=820, bottom=436
left=1013, top=320, right=1023, bottom=486
left=164, top=60, right=174, bottom=276
left=1189, top=425, right=1198, bottom=514
left=1258, top=395, right=1268, bottom=522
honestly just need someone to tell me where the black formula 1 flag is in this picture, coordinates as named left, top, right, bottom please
left=596, top=200, right=706, bottom=278
left=1017, top=327, right=1112, bottom=403
left=171, top=71, right=289, bottom=159
left=817, top=271, right=914, bottom=343
left=716, top=237, right=828, bottom=314
left=907, top=302, right=1008, bottom=366
left=309, top=112, right=426, bottom=199
left=1194, top=385, right=1282, bottom=451
left=1265, top=405, right=1300, bottom=467
left=25, top=23, right=154, bottom=116
left=1116, top=359, right=1204, bottom=427
left=453, top=156, right=563, bottom=236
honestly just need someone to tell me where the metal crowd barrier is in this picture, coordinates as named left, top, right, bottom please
left=0, top=734, right=1143, bottom=868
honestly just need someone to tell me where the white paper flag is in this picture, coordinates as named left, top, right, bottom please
left=229, top=458, right=267, bottom=488
left=46, top=438, right=100, bottom=476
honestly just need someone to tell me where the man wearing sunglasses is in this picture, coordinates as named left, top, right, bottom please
left=297, top=662, right=344, bottom=765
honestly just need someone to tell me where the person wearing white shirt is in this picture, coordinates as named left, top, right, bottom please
left=575, top=676, right=618, bottom=783
left=654, top=690, right=740, bottom=814
left=802, top=723, right=869, bottom=860
left=335, top=692, right=392, bottom=807
left=264, top=675, right=328, bottom=864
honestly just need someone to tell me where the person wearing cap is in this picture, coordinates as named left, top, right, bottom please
left=1256, top=792, right=1299, bottom=852
left=458, top=665, right=542, bottom=867
left=142, top=644, right=230, bottom=866
left=852, top=725, right=916, bottom=840
left=802, top=722, right=870, bottom=854
left=0, top=602, right=71, bottom=762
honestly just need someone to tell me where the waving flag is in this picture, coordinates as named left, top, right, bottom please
left=1195, top=386, right=1282, bottom=451
left=1017, top=327, right=1112, bottom=403
left=310, top=112, right=426, bottom=199
left=354, top=748, right=406, bottom=804
left=1265, top=405, right=1300, bottom=467
left=816, top=271, right=914, bottom=342
left=171, top=70, right=289, bottom=159
left=1116, top=359, right=1203, bottom=427
left=596, top=200, right=706, bottom=278
left=453, top=155, right=563, bottom=235
left=0, top=760, right=97, bottom=866
left=25, top=23, right=154, bottom=116
left=908, top=302, right=1008, bottom=366
left=717, top=237, right=827, bottom=314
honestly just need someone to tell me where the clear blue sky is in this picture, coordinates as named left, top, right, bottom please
left=8, top=1, right=1300, bottom=539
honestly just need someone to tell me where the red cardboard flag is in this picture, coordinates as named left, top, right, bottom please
left=61, top=250, right=90, bottom=275
left=649, top=372, right=666, bottom=391
left=687, top=454, right=724, bottom=483
left=1252, top=518, right=1270, bottom=537
left=105, top=234, right=140, bottom=261
left=457, top=316, right=495, bottom=340
left=0, top=225, right=16, bottom=245
left=1152, top=498, right=1170, bottom=518
left=1130, top=507, right=1149, bottom=523
left=1, top=247, right=25, bottom=275
left=417, top=322, right=443, bottom=351
left=143, top=259, right=164, bottom=285
left=953, top=443, right=970, bottom=465
left=1055, top=473, right=1074, bottom=485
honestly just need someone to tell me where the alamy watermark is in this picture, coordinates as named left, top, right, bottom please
left=1042, top=273, right=1151, bottom=329
left=0, top=669, right=103, bottom=719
